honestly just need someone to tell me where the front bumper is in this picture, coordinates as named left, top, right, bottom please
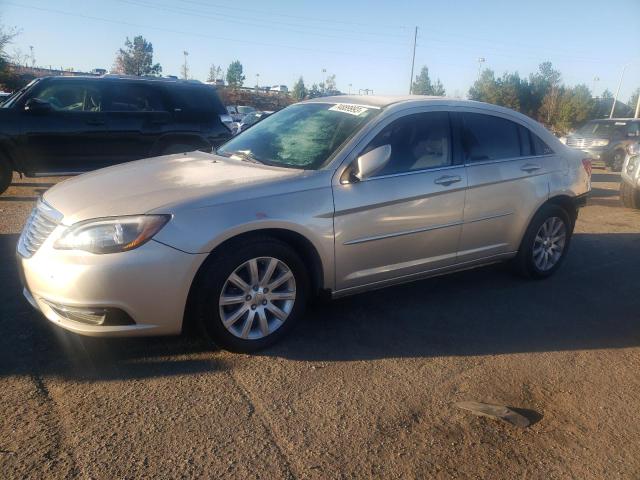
left=18, top=233, right=207, bottom=337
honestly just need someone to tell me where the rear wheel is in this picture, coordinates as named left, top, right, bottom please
left=513, top=204, right=573, bottom=279
left=192, top=237, right=309, bottom=352
left=0, top=157, right=12, bottom=195
left=621, top=181, right=640, bottom=209
left=610, top=149, right=626, bottom=171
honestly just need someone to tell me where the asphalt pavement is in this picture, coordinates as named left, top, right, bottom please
left=1, top=171, right=639, bottom=479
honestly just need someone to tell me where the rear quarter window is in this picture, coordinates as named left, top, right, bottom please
left=167, top=86, right=226, bottom=114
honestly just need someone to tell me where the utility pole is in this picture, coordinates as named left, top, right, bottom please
left=182, top=51, right=189, bottom=80
left=29, top=45, right=35, bottom=67
left=477, top=57, right=485, bottom=81
left=409, top=26, right=417, bottom=94
left=635, top=93, right=640, bottom=119
left=610, top=63, right=628, bottom=119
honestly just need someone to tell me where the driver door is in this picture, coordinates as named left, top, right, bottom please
left=19, top=80, right=110, bottom=174
left=332, top=110, right=467, bottom=292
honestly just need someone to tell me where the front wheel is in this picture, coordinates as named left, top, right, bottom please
left=621, top=181, right=640, bottom=209
left=192, top=237, right=309, bottom=352
left=513, top=205, right=573, bottom=279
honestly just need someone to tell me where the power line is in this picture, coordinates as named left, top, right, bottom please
left=177, top=0, right=408, bottom=31
left=5, top=2, right=405, bottom=61
left=116, top=0, right=409, bottom=46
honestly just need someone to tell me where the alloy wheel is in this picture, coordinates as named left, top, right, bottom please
left=532, top=216, right=567, bottom=271
left=219, top=257, right=296, bottom=340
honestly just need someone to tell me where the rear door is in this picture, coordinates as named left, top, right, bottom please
left=19, top=79, right=111, bottom=173
left=332, top=109, right=467, bottom=291
left=455, top=110, right=561, bottom=262
left=102, top=82, right=171, bottom=165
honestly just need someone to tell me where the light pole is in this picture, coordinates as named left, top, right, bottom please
left=255, top=73, right=260, bottom=90
left=321, top=68, right=326, bottom=92
left=477, top=57, right=485, bottom=81
left=592, top=76, right=600, bottom=97
left=348, top=83, right=352, bottom=95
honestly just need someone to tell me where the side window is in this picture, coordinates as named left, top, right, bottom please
left=106, top=84, right=166, bottom=112
left=518, top=125, right=532, bottom=156
left=363, top=112, right=451, bottom=176
left=461, top=113, right=521, bottom=162
left=33, top=82, right=102, bottom=112
left=531, top=133, right=554, bottom=155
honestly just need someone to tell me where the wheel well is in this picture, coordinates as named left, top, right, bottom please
left=0, top=144, right=15, bottom=171
left=546, top=195, right=578, bottom=225
left=182, top=229, right=324, bottom=333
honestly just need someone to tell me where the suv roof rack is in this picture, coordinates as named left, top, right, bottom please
left=100, top=74, right=203, bottom=84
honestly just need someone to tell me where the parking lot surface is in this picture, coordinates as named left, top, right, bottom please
left=1, top=171, right=639, bottom=479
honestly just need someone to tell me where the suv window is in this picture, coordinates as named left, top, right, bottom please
left=106, top=84, right=166, bottom=112
left=33, top=82, right=103, bottom=112
left=169, top=86, right=226, bottom=114
left=364, top=112, right=451, bottom=176
left=460, top=112, right=521, bottom=162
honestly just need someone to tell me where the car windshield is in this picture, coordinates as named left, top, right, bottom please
left=216, top=102, right=379, bottom=169
left=576, top=121, right=626, bottom=137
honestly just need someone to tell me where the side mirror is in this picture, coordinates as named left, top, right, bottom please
left=353, top=144, right=392, bottom=181
left=24, top=98, right=52, bottom=113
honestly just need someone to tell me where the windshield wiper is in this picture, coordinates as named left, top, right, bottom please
left=220, top=150, right=263, bottom=164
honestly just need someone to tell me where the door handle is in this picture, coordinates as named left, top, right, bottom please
left=434, top=175, right=462, bottom=186
left=521, top=163, right=541, bottom=173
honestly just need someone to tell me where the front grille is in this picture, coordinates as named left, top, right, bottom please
left=567, top=137, right=595, bottom=148
left=17, top=200, right=63, bottom=258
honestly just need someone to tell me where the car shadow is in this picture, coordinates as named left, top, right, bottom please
left=591, top=172, right=620, bottom=183
left=1, top=231, right=639, bottom=381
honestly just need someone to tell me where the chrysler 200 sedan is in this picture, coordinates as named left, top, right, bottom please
left=17, top=96, right=591, bottom=352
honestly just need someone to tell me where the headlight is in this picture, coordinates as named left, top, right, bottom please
left=54, top=215, right=170, bottom=254
left=591, top=139, right=609, bottom=147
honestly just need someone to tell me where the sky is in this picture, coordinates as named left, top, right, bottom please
left=2, top=0, right=640, bottom=103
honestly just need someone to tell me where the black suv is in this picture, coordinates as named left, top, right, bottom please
left=565, top=118, right=640, bottom=171
left=0, top=75, right=233, bottom=194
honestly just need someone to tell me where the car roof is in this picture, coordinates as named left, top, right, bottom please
left=43, top=75, right=207, bottom=86
left=302, top=94, right=513, bottom=111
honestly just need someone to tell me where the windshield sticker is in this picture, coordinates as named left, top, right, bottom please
left=329, top=104, right=372, bottom=116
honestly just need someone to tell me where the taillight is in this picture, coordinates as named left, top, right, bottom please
left=581, top=158, right=592, bottom=177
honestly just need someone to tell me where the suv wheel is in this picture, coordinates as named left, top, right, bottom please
left=0, top=157, right=12, bottom=195
left=193, top=237, right=309, bottom=352
left=513, top=204, right=573, bottom=279
left=610, top=149, right=626, bottom=171
left=621, top=181, right=640, bottom=209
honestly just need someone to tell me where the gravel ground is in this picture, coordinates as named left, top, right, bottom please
left=1, top=170, right=639, bottom=479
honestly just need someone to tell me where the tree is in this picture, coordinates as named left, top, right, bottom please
left=411, top=66, right=445, bottom=96
left=601, top=89, right=613, bottom=99
left=291, top=77, right=307, bottom=101
left=226, top=60, right=245, bottom=87
left=468, top=69, right=499, bottom=104
left=325, top=74, right=336, bottom=92
left=113, top=36, right=162, bottom=76
left=0, top=21, right=20, bottom=90
left=308, top=83, right=321, bottom=99
left=207, top=64, right=222, bottom=83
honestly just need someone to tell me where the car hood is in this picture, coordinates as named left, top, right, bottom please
left=43, top=151, right=304, bottom=224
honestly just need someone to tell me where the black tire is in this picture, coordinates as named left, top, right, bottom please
left=162, top=144, right=199, bottom=155
left=512, top=204, right=573, bottom=279
left=192, top=236, right=309, bottom=352
left=621, top=181, right=640, bottom=209
left=0, top=157, right=12, bottom=195
left=610, top=149, right=626, bottom=172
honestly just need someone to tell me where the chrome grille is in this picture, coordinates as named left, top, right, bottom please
left=566, top=137, right=595, bottom=148
left=17, top=201, right=63, bottom=258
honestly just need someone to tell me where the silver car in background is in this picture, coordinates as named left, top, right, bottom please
left=17, top=96, right=591, bottom=352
